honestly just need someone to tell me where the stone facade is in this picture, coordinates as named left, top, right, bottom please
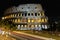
left=2, top=4, right=48, bottom=30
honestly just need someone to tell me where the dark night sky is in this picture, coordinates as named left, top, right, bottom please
left=0, top=0, right=60, bottom=18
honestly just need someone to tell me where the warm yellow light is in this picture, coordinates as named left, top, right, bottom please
left=40, top=11, right=45, bottom=16
left=25, top=25, right=27, bottom=27
left=21, top=13, right=22, bottom=16
left=2, top=17, right=4, bottom=19
left=18, top=14, right=19, bottom=16
left=42, top=13, right=44, bottom=16
left=11, top=14, right=12, bottom=17
left=38, top=19, right=41, bottom=22
left=5, top=16, right=7, bottom=19
left=45, top=19, right=47, bottom=22
left=21, top=25, right=23, bottom=27
left=40, top=13, right=42, bottom=16
left=5, top=16, right=9, bottom=19
left=15, top=19, right=17, bottom=23
left=31, top=19, right=34, bottom=22
left=31, top=25, right=34, bottom=28
left=12, top=14, right=14, bottom=17
left=28, top=19, right=30, bottom=23
left=35, top=25, right=37, bottom=27
left=7, top=16, right=10, bottom=18
left=18, top=19, right=20, bottom=23
left=42, top=19, right=44, bottom=22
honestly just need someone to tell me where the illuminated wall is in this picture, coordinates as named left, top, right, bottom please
left=2, top=4, right=49, bottom=30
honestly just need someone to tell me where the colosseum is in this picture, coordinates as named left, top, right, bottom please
left=2, top=4, right=48, bottom=30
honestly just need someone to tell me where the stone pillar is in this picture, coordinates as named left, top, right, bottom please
left=45, top=25, right=48, bottom=29
left=42, top=25, right=45, bottom=29
left=39, top=25, right=42, bottom=30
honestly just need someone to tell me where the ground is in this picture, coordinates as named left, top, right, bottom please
left=0, top=32, right=16, bottom=40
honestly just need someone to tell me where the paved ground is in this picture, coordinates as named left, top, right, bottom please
left=0, top=34, right=16, bottom=40
left=0, top=28, right=56, bottom=40
left=0, top=29, right=16, bottom=40
left=11, top=31, right=56, bottom=40
left=11, top=32, right=43, bottom=40
left=0, top=31, right=53, bottom=40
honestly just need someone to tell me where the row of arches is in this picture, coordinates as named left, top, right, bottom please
left=9, top=18, right=47, bottom=23
left=17, top=24, right=48, bottom=30
left=3, top=12, right=45, bottom=19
